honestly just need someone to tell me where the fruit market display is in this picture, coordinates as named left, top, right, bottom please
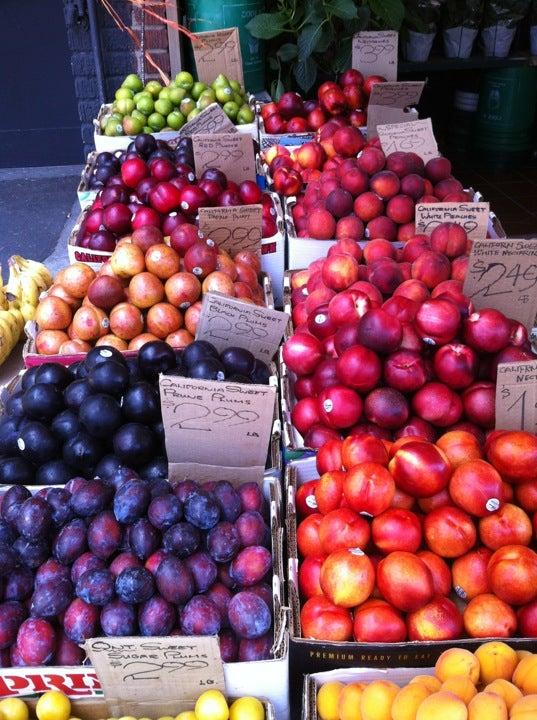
left=296, top=429, right=537, bottom=642
left=35, top=236, right=265, bottom=355
left=282, top=221, right=534, bottom=446
left=316, top=643, right=537, bottom=720
left=77, top=134, right=278, bottom=254
left=0, top=340, right=270, bottom=485
left=0, top=689, right=266, bottom=720
left=0, top=257, right=52, bottom=366
left=260, top=70, right=386, bottom=135
left=99, top=72, right=254, bottom=137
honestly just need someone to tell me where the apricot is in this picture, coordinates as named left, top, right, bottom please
left=338, top=682, right=365, bottom=720
left=391, top=682, right=430, bottom=720
left=409, top=676, right=441, bottom=693
left=509, top=695, right=537, bottom=720
left=484, top=680, right=522, bottom=711
left=441, top=676, right=476, bottom=704
left=512, top=654, right=537, bottom=694
left=415, top=691, right=468, bottom=720
left=474, top=641, right=518, bottom=685
left=435, top=648, right=480, bottom=684
left=317, top=681, right=343, bottom=720
left=467, top=691, right=507, bottom=720
left=360, top=680, right=399, bottom=720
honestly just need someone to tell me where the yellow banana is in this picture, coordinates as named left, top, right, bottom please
left=18, top=272, right=40, bottom=308
left=0, top=315, right=15, bottom=351
left=20, top=302, right=36, bottom=323
left=0, top=309, right=20, bottom=343
left=9, top=307, right=24, bottom=334
left=5, top=261, right=22, bottom=309
left=12, top=255, right=53, bottom=291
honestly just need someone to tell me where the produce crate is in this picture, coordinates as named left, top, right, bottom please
left=283, top=192, right=507, bottom=270
left=258, top=115, right=316, bottom=151
left=77, top=151, right=99, bottom=210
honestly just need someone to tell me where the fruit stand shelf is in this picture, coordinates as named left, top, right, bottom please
left=400, top=53, right=537, bottom=74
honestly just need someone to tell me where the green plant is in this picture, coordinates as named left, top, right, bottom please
left=404, top=0, right=445, bottom=33
left=246, top=0, right=405, bottom=96
left=442, top=0, right=483, bottom=29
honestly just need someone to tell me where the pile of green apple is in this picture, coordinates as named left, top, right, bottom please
left=100, top=72, right=255, bottom=137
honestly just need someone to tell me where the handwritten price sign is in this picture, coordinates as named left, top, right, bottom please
left=198, top=205, right=262, bottom=255
left=85, top=636, right=225, bottom=717
left=377, top=118, right=439, bottom=161
left=496, top=360, right=537, bottom=431
left=463, top=238, right=537, bottom=330
left=173, top=103, right=236, bottom=139
left=352, top=31, right=398, bottom=81
left=192, top=27, right=244, bottom=85
left=192, top=133, right=256, bottom=185
left=415, top=202, right=490, bottom=240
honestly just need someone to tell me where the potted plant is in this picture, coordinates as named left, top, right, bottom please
left=481, top=0, right=531, bottom=57
left=441, top=0, right=483, bottom=57
left=403, top=0, right=445, bottom=62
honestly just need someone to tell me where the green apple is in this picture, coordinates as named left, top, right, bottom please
left=122, top=73, right=144, bottom=92
left=143, top=126, right=153, bottom=133
left=131, top=109, right=147, bottom=123
left=115, top=87, right=133, bottom=101
left=133, top=91, right=151, bottom=103
left=116, top=98, right=135, bottom=115
left=147, top=112, right=166, bottom=131
left=187, top=108, right=202, bottom=121
left=174, top=71, right=194, bottom=90
left=158, top=87, right=172, bottom=101
left=123, top=115, right=144, bottom=135
left=179, top=97, right=196, bottom=116
left=169, top=86, right=187, bottom=105
left=212, top=73, right=230, bottom=89
left=222, top=101, right=239, bottom=121
left=145, top=80, right=163, bottom=98
left=191, top=81, right=207, bottom=100
left=155, top=97, right=173, bottom=116
left=215, top=85, right=234, bottom=104
left=237, top=104, right=255, bottom=124
left=230, top=79, right=242, bottom=93
left=136, top=95, right=154, bottom=115
left=104, top=118, right=124, bottom=136
left=167, top=110, right=186, bottom=130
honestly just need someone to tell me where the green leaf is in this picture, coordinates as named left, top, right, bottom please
left=368, top=0, right=405, bottom=29
left=334, top=37, right=352, bottom=71
left=268, top=57, right=280, bottom=71
left=271, top=78, right=285, bottom=101
left=298, top=22, right=324, bottom=61
left=246, top=12, right=288, bottom=39
left=327, top=0, right=358, bottom=20
left=293, top=56, right=317, bottom=92
left=314, top=26, right=333, bottom=53
left=277, top=42, right=298, bottom=61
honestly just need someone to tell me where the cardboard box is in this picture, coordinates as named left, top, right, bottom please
left=285, top=456, right=536, bottom=689
left=77, top=152, right=99, bottom=210
left=258, top=115, right=368, bottom=151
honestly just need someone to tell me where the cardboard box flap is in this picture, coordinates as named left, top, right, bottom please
left=171, top=103, right=237, bottom=140
left=192, top=27, right=244, bottom=86
left=192, top=133, right=256, bottom=185
left=495, top=359, right=537, bottom=431
left=352, top=30, right=398, bottom=81
left=415, top=201, right=490, bottom=240
left=368, top=81, right=424, bottom=109
left=159, top=375, right=276, bottom=485
left=198, top=205, right=262, bottom=255
left=84, top=636, right=225, bottom=717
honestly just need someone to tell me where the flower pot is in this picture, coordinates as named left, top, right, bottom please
left=404, top=30, right=436, bottom=61
left=481, top=24, right=517, bottom=57
left=531, top=25, right=537, bottom=55
left=443, top=26, right=478, bottom=58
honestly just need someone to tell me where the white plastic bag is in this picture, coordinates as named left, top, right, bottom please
left=443, top=26, right=478, bottom=57
left=481, top=24, right=517, bottom=56
left=404, top=30, right=436, bottom=61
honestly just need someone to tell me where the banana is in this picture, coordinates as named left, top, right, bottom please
left=18, top=272, right=40, bottom=308
left=20, top=302, right=36, bottom=323
left=5, top=261, right=22, bottom=309
left=0, top=309, right=20, bottom=344
left=12, top=255, right=53, bottom=291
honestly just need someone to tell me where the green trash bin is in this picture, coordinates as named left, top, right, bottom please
left=474, top=67, right=537, bottom=163
left=185, top=0, right=265, bottom=92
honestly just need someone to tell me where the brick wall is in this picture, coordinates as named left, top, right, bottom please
left=65, top=0, right=171, bottom=157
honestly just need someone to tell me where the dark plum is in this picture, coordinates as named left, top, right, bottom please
left=251, top=359, right=271, bottom=385
left=35, top=559, right=70, bottom=586
left=71, top=479, right=112, bottom=517
left=249, top=583, right=273, bottom=616
left=139, top=457, right=167, bottom=481
left=213, top=481, right=242, bottom=522
left=173, top=480, right=197, bottom=503
left=35, top=363, right=72, bottom=388
left=217, top=562, right=236, bottom=590
left=52, top=409, right=81, bottom=441
left=17, top=422, right=58, bottom=465
left=188, top=358, right=225, bottom=381
left=230, top=546, right=272, bottom=587
left=138, top=595, right=175, bottom=636
left=84, top=345, right=126, bottom=370
left=135, top=133, right=157, bottom=155
left=20, top=366, right=39, bottom=391
left=148, top=477, right=170, bottom=496
left=53, top=519, right=87, bottom=565
left=80, top=395, right=122, bottom=437
left=138, top=341, right=176, bottom=382
left=13, top=538, right=49, bottom=569
left=0, top=545, right=18, bottom=577
left=22, top=383, right=64, bottom=420
left=182, top=340, right=219, bottom=368
left=76, top=569, right=115, bottom=606
left=129, top=518, right=160, bottom=560
left=16, top=497, right=52, bottom=540
left=46, top=488, right=74, bottom=526
left=145, top=549, right=169, bottom=575
left=180, top=595, right=221, bottom=635
left=94, top=454, right=123, bottom=479
left=151, top=421, right=165, bottom=441
left=0, top=521, right=15, bottom=545
left=122, top=382, right=161, bottom=424
left=63, top=598, right=100, bottom=643
left=184, top=490, right=220, bottom=530
left=109, top=552, right=142, bottom=576
left=64, top=380, right=93, bottom=411
left=228, top=591, right=271, bottom=639
left=115, top=567, right=154, bottom=603
left=5, top=391, right=24, bottom=418
left=30, top=578, right=73, bottom=617
left=71, top=361, right=89, bottom=379
left=0, top=602, right=26, bottom=649
left=16, top=618, right=56, bottom=665
left=155, top=556, right=195, bottom=604
left=36, top=460, right=74, bottom=487
left=235, top=511, right=270, bottom=548
left=55, top=633, right=85, bottom=665
left=71, top=552, right=106, bottom=584
left=207, top=522, right=240, bottom=563
left=126, top=358, right=142, bottom=384
left=106, top=466, right=140, bottom=491
left=100, top=598, right=138, bottom=637
left=1, top=485, right=31, bottom=523
left=162, top=522, right=200, bottom=558
left=4, top=567, right=33, bottom=602
left=239, top=632, right=272, bottom=661
left=113, top=423, right=155, bottom=467
left=0, top=418, right=23, bottom=455
left=204, top=583, right=232, bottom=626
left=87, top=511, right=123, bottom=559
left=0, top=457, right=34, bottom=486
left=219, top=629, right=239, bottom=662
left=87, top=360, right=129, bottom=397
left=113, top=479, right=151, bottom=523
left=63, top=432, right=103, bottom=474
left=220, top=347, right=256, bottom=377
left=148, top=494, right=183, bottom=530
left=185, top=552, right=217, bottom=593
left=238, top=482, right=265, bottom=514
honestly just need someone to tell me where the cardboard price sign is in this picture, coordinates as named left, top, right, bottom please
left=176, top=103, right=237, bottom=138
left=192, top=133, right=256, bottom=186
left=367, top=81, right=424, bottom=137
left=192, top=27, right=244, bottom=86
left=496, top=360, right=537, bottom=432
left=196, top=292, right=289, bottom=360
left=198, top=205, right=262, bottom=255
left=377, top=118, right=439, bottom=161
left=415, top=202, right=490, bottom=240
left=463, top=238, right=537, bottom=330
left=85, top=636, right=225, bottom=717
left=352, top=30, right=398, bottom=81
left=159, top=375, right=276, bottom=483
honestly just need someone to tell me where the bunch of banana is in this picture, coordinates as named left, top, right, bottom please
left=0, top=255, right=52, bottom=366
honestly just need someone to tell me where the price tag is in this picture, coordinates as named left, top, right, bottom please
left=352, top=30, right=398, bottom=81
left=366, top=81, right=424, bottom=137
left=377, top=118, right=439, bottom=161
left=196, top=292, right=289, bottom=360
left=160, top=375, right=276, bottom=483
left=85, top=636, right=225, bottom=718
left=496, top=360, right=537, bottom=431
left=415, top=202, right=490, bottom=240
left=198, top=205, right=262, bottom=255
left=463, top=238, right=537, bottom=330
left=192, top=133, right=256, bottom=185
left=174, top=103, right=237, bottom=139
left=192, top=27, right=244, bottom=86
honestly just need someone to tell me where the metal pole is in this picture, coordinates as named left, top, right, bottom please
left=87, top=0, right=106, bottom=103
